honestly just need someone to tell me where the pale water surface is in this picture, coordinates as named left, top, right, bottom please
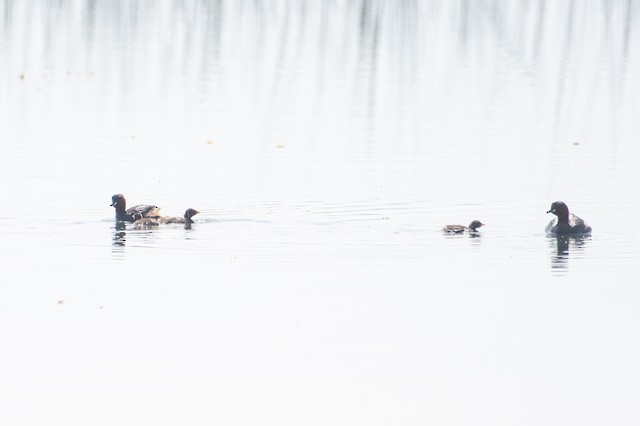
left=1, top=1, right=640, bottom=425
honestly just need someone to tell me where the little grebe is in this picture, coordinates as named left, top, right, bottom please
left=158, top=208, right=200, bottom=224
left=443, top=220, right=485, bottom=234
left=111, top=194, right=161, bottom=222
left=545, top=201, right=591, bottom=235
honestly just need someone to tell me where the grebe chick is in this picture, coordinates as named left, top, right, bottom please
left=159, top=208, right=200, bottom=224
left=443, top=220, right=485, bottom=234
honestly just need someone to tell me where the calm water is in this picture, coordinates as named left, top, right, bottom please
left=1, top=1, right=640, bottom=425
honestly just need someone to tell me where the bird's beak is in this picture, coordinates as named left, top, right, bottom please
left=546, top=209, right=553, bottom=213
left=110, top=202, right=116, bottom=207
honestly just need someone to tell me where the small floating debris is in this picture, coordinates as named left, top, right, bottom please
left=57, top=300, right=64, bottom=305
left=207, top=140, right=214, bottom=145
left=276, top=144, right=285, bottom=148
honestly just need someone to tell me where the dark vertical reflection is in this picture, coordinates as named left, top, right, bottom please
left=357, top=0, right=381, bottom=131
left=457, top=0, right=470, bottom=48
left=552, top=0, right=575, bottom=144
left=1, top=0, right=638, bottom=149
left=621, top=0, right=634, bottom=66
left=548, top=235, right=591, bottom=274
left=83, top=0, right=97, bottom=67
left=272, top=0, right=292, bottom=101
left=602, top=0, right=617, bottom=152
left=532, top=0, right=546, bottom=66
left=2, top=0, right=14, bottom=55
left=549, top=236, right=570, bottom=271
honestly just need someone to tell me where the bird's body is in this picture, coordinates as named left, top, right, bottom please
left=443, top=220, right=485, bottom=234
left=546, top=201, right=591, bottom=235
left=132, top=215, right=160, bottom=230
left=158, top=208, right=200, bottom=224
left=111, top=194, right=161, bottom=222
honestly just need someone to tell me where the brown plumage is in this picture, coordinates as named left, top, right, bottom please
left=158, top=208, right=200, bottom=224
left=132, top=213, right=159, bottom=230
left=111, top=194, right=161, bottom=222
left=546, top=201, right=591, bottom=235
left=443, top=220, right=485, bottom=234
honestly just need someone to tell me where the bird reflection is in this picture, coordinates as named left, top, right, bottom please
left=548, top=234, right=591, bottom=272
left=113, top=222, right=127, bottom=247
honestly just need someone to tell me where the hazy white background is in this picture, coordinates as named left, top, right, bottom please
left=1, top=1, right=639, bottom=425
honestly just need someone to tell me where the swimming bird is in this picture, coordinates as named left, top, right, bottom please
left=110, top=194, right=161, bottom=222
left=158, top=208, right=200, bottom=224
left=443, top=220, right=485, bottom=234
left=132, top=212, right=159, bottom=230
left=546, top=201, right=591, bottom=235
